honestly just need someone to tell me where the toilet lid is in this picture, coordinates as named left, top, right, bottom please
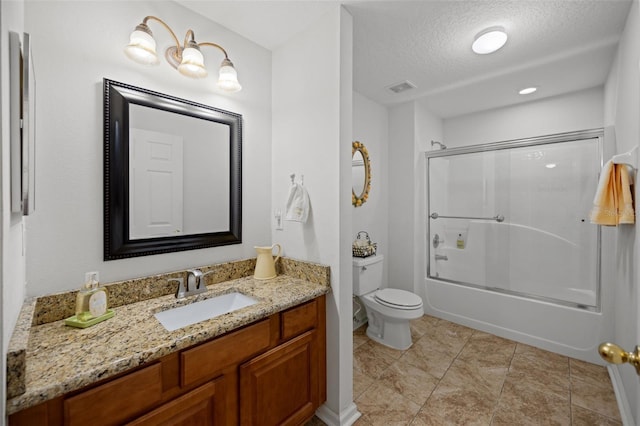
left=374, top=288, right=423, bottom=310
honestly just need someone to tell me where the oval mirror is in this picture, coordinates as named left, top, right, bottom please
left=352, top=141, right=371, bottom=207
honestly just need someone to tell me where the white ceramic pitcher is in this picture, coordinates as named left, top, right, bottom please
left=254, top=244, right=282, bottom=280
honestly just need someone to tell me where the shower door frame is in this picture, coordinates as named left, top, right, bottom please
left=425, top=128, right=604, bottom=312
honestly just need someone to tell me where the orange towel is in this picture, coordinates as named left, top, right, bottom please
left=590, top=160, right=635, bottom=225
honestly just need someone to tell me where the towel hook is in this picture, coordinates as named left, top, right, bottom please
left=612, top=146, right=638, bottom=170
left=289, top=173, right=305, bottom=185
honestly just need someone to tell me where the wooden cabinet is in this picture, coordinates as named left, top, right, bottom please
left=8, top=295, right=326, bottom=426
left=240, top=331, right=319, bottom=426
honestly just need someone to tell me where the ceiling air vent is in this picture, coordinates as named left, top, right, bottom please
left=387, top=80, right=416, bottom=94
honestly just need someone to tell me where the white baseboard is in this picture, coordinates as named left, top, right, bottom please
left=608, top=365, right=635, bottom=426
left=315, top=402, right=361, bottom=426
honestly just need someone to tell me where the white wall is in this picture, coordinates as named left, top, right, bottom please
left=1, top=0, right=27, bottom=421
left=414, top=100, right=443, bottom=298
left=443, top=86, right=604, bottom=147
left=271, top=6, right=357, bottom=424
left=387, top=103, right=416, bottom=294
left=352, top=92, right=388, bottom=285
left=603, top=0, right=640, bottom=422
left=23, top=1, right=272, bottom=295
left=387, top=101, right=443, bottom=297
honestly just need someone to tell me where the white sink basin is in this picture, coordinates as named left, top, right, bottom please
left=154, top=292, right=259, bottom=332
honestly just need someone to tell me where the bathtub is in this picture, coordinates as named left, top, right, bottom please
left=421, top=277, right=610, bottom=364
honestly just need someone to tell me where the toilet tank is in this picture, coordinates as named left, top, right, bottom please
left=352, top=255, right=384, bottom=296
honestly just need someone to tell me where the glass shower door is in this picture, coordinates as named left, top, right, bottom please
left=427, top=132, right=602, bottom=310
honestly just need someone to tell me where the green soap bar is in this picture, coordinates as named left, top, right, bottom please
left=64, top=309, right=115, bottom=328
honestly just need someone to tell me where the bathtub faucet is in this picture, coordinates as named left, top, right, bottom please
left=435, top=254, right=448, bottom=261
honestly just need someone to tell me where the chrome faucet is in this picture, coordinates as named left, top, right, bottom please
left=187, top=269, right=205, bottom=293
left=171, top=269, right=211, bottom=299
left=435, top=254, right=448, bottom=261
left=169, top=277, right=187, bottom=299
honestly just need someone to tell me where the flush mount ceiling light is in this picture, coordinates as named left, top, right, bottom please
left=125, top=16, right=241, bottom=93
left=472, top=27, right=508, bottom=55
left=519, top=87, right=538, bottom=95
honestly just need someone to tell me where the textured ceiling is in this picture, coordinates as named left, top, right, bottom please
left=177, top=0, right=633, bottom=118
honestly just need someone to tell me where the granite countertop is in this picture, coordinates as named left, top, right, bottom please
left=6, top=259, right=331, bottom=415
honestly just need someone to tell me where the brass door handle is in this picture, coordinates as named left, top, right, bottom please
left=598, top=342, right=640, bottom=375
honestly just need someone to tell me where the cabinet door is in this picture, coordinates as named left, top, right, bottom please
left=127, top=378, right=225, bottom=426
left=240, top=330, right=318, bottom=426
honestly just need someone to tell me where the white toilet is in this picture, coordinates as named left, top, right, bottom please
left=353, top=255, right=424, bottom=350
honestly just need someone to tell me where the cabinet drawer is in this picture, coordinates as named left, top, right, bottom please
left=127, top=378, right=223, bottom=425
left=181, top=319, right=271, bottom=387
left=281, top=299, right=317, bottom=340
left=64, top=363, right=162, bottom=426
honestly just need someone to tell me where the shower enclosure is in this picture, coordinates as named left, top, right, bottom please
left=427, top=130, right=603, bottom=311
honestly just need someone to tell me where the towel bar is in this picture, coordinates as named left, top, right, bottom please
left=430, top=213, right=505, bottom=222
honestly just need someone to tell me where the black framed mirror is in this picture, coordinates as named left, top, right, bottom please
left=104, top=79, right=242, bottom=260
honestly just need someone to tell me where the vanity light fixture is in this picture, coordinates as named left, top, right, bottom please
left=125, top=16, right=242, bottom=92
left=472, top=27, right=508, bottom=54
left=519, top=87, right=538, bottom=95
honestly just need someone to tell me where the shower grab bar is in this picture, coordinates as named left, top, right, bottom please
left=430, top=212, right=505, bottom=223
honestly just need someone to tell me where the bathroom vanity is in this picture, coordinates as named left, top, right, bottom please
left=6, top=258, right=329, bottom=426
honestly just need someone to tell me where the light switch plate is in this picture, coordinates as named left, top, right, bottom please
left=274, top=209, right=283, bottom=230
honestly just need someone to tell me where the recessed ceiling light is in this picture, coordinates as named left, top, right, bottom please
left=472, top=27, right=507, bottom=54
left=519, top=87, right=538, bottom=95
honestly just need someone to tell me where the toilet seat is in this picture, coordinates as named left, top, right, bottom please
left=374, top=288, right=423, bottom=310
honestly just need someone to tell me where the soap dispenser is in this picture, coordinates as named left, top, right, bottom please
left=456, top=233, right=465, bottom=249
left=75, top=272, right=108, bottom=322
left=66, top=272, right=113, bottom=328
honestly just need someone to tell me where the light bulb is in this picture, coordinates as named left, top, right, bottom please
left=178, top=46, right=207, bottom=79
left=124, top=26, right=159, bottom=65
left=217, top=59, right=242, bottom=92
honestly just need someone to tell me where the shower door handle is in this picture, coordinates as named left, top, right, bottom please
left=598, top=342, right=640, bottom=375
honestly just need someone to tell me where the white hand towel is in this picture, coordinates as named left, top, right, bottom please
left=285, top=182, right=310, bottom=223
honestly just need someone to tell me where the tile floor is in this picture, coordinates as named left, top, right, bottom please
left=309, top=315, right=622, bottom=426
